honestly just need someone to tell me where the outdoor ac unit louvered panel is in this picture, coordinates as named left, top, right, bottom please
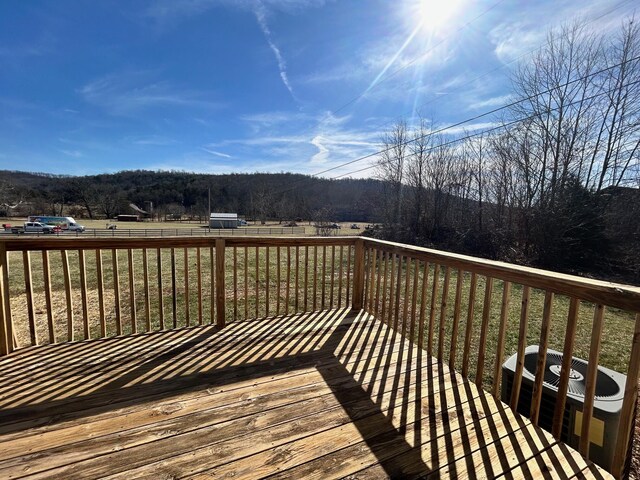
left=501, top=345, right=626, bottom=471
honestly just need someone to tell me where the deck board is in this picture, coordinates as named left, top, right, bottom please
left=0, top=308, right=611, bottom=479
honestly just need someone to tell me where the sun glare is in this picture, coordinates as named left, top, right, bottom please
left=415, top=0, right=464, bottom=31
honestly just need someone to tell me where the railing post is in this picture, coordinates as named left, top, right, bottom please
left=0, top=242, right=12, bottom=356
left=612, top=312, right=640, bottom=478
left=215, top=238, right=226, bottom=328
left=352, top=238, right=365, bottom=311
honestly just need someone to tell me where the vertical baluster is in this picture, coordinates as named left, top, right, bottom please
left=233, top=247, right=238, bottom=322
left=334, top=246, right=342, bottom=309
left=330, top=245, right=335, bottom=309
left=142, top=249, right=151, bottom=331
left=368, top=249, right=377, bottom=313
left=552, top=297, right=579, bottom=438
left=158, top=248, right=165, bottom=330
left=170, top=248, right=177, bottom=328
left=437, top=266, right=451, bottom=361
left=401, top=257, right=412, bottom=337
left=491, top=281, right=512, bottom=398
left=475, top=277, right=494, bottom=388
left=530, top=291, right=554, bottom=425
left=255, top=246, right=259, bottom=318
left=388, top=253, right=396, bottom=326
left=78, top=250, right=89, bottom=339
left=461, top=273, right=478, bottom=378
left=313, top=246, right=318, bottom=311
left=345, top=244, right=351, bottom=307
left=362, top=248, right=369, bottom=310
left=96, top=250, right=106, bottom=337
left=215, top=239, right=226, bottom=328
left=128, top=249, right=137, bottom=334
left=23, top=251, right=37, bottom=346
left=265, top=246, right=270, bottom=317
left=321, top=245, right=327, bottom=310
left=510, top=285, right=530, bottom=410
left=209, top=246, right=215, bottom=325
left=410, top=259, right=419, bottom=343
left=196, top=247, right=202, bottom=326
left=112, top=249, right=121, bottom=335
left=375, top=250, right=383, bottom=318
left=62, top=250, right=75, bottom=340
left=427, top=264, right=440, bottom=356
left=448, top=269, right=463, bottom=369
left=286, top=246, right=291, bottom=315
left=244, top=246, right=248, bottom=320
left=380, top=251, right=389, bottom=323
left=393, top=255, right=403, bottom=331
left=276, top=247, right=281, bottom=315
left=304, top=246, right=309, bottom=311
left=579, top=304, right=605, bottom=458
left=295, top=246, right=300, bottom=312
left=418, top=261, right=430, bottom=349
left=183, top=248, right=190, bottom=327
left=0, top=244, right=13, bottom=354
left=612, top=313, right=640, bottom=478
left=42, top=251, right=54, bottom=343
left=351, top=239, right=365, bottom=311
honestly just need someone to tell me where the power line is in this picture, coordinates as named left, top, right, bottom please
left=359, top=0, right=635, bottom=137
left=280, top=0, right=634, bottom=177
left=330, top=79, right=640, bottom=180
left=281, top=55, right=640, bottom=193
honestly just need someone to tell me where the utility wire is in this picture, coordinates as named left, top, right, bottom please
left=331, top=79, right=640, bottom=180
left=359, top=0, right=635, bottom=137
left=271, top=55, right=640, bottom=195
left=279, top=0, right=634, bottom=176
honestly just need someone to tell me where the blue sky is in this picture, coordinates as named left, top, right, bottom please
left=0, top=0, right=636, bottom=177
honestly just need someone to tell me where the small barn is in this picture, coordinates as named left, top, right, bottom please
left=209, top=213, right=238, bottom=229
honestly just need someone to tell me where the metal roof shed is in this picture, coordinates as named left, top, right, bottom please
left=209, top=213, right=238, bottom=229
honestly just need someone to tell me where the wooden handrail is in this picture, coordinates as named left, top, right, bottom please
left=1, top=236, right=359, bottom=251
left=363, top=238, right=640, bottom=312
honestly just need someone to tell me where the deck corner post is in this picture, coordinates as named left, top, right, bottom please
left=215, top=238, right=226, bottom=328
left=352, top=238, right=365, bottom=311
left=611, top=312, right=640, bottom=478
left=0, top=242, right=11, bottom=356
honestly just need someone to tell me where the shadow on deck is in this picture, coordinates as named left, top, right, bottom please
left=0, top=308, right=608, bottom=479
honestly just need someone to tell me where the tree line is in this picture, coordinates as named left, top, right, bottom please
left=0, top=170, right=384, bottom=224
left=372, top=18, right=640, bottom=284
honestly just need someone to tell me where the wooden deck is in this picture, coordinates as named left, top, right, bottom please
left=0, top=308, right=611, bottom=479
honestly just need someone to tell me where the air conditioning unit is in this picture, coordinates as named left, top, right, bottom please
left=501, top=345, right=626, bottom=471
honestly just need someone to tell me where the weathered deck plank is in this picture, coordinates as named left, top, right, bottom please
left=0, top=308, right=609, bottom=479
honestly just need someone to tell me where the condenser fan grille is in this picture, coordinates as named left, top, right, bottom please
left=523, top=351, right=620, bottom=399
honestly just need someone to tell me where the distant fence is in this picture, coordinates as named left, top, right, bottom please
left=2, top=226, right=307, bottom=238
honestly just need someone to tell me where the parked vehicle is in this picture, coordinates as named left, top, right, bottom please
left=20, top=222, right=57, bottom=234
left=27, top=215, right=85, bottom=232
left=350, top=224, right=360, bottom=229
left=331, top=223, right=341, bottom=229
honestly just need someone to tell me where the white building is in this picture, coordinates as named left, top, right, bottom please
left=209, top=213, right=238, bottom=229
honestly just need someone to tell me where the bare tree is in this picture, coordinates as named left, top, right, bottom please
left=375, top=121, right=408, bottom=235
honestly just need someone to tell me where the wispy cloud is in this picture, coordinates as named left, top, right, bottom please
left=79, top=71, right=222, bottom=116
left=202, top=147, right=232, bottom=158
left=254, top=3, right=297, bottom=102
left=59, top=149, right=83, bottom=158
left=468, top=94, right=512, bottom=110
left=127, top=135, right=178, bottom=146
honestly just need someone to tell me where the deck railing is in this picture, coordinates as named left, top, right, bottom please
left=0, top=235, right=639, bottom=477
